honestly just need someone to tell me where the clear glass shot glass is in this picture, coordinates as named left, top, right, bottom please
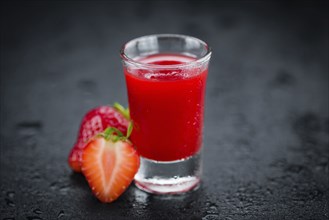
left=120, top=34, right=211, bottom=194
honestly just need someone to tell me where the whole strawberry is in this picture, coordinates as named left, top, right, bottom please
left=68, top=103, right=130, bottom=172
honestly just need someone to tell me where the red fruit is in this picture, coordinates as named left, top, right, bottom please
left=68, top=147, right=82, bottom=172
left=81, top=129, right=139, bottom=203
left=68, top=104, right=130, bottom=172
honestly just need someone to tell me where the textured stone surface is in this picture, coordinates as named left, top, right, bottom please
left=0, top=1, right=328, bottom=219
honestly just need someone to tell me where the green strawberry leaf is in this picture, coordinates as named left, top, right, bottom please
left=126, top=122, right=133, bottom=139
left=113, top=102, right=130, bottom=120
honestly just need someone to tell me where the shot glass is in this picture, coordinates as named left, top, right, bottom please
left=120, top=34, right=211, bottom=194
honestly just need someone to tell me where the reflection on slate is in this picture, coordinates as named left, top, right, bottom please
left=0, top=1, right=328, bottom=219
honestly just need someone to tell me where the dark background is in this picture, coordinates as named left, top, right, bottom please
left=0, top=0, right=328, bottom=219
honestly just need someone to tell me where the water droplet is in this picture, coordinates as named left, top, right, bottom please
left=7, top=191, right=15, bottom=198
left=5, top=198, right=15, bottom=207
left=266, top=188, right=273, bottom=195
left=33, top=208, right=42, bottom=214
left=59, top=186, right=69, bottom=194
left=50, top=182, right=57, bottom=190
left=57, top=210, right=64, bottom=218
left=31, top=172, right=41, bottom=180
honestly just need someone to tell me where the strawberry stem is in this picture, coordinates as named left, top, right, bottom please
left=101, top=104, right=133, bottom=142
left=113, top=102, right=130, bottom=120
left=101, top=127, right=126, bottom=142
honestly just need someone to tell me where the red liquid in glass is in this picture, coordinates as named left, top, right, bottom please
left=124, top=54, right=208, bottom=161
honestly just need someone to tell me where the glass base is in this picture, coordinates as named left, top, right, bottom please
left=134, top=152, right=202, bottom=195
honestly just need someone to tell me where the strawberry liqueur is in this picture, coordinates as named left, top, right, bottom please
left=121, top=34, right=211, bottom=194
left=125, top=54, right=207, bottom=161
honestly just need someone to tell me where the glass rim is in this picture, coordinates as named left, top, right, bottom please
left=120, top=34, right=212, bottom=69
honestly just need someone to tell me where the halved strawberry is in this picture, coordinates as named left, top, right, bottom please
left=68, top=103, right=130, bottom=172
left=81, top=126, right=139, bottom=203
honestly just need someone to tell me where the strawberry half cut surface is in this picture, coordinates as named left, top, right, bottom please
left=68, top=103, right=130, bottom=172
left=81, top=126, right=139, bottom=203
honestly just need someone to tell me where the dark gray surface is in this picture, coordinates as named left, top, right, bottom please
left=0, top=1, right=328, bottom=219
